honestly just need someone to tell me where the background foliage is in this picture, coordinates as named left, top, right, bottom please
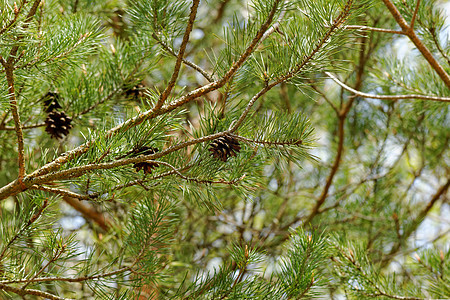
left=0, top=0, right=448, bottom=299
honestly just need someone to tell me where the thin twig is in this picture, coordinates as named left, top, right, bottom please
left=428, top=27, right=450, bottom=67
left=381, top=179, right=450, bottom=267
left=410, top=0, right=421, bottom=29
left=150, top=160, right=245, bottom=185
left=326, top=72, right=450, bottom=102
left=342, top=25, right=405, bottom=35
left=31, top=185, right=98, bottom=200
left=153, top=33, right=213, bottom=82
left=155, top=0, right=200, bottom=109
left=0, top=122, right=46, bottom=131
left=21, top=245, right=66, bottom=289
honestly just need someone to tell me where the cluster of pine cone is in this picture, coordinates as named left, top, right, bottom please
left=42, top=92, right=73, bottom=139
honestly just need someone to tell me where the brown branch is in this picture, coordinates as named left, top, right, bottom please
left=381, top=0, right=450, bottom=87
left=0, top=266, right=130, bottom=284
left=0, top=282, right=68, bottom=300
left=62, top=196, right=112, bottom=231
left=326, top=72, right=450, bottom=103
left=0, top=122, right=46, bottom=131
left=304, top=113, right=346, bottom=225
left=410, top=0, right=421, bottom=29
left=155, top=0, right=200, bottom=109
left=311, top=84, right=339, bottom=114
left=428, top=27, right=450, bottom=67
left=0, top=57, right=25, bottom=180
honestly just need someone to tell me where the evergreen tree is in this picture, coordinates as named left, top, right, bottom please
left=0, top=0, right=448, bottom=299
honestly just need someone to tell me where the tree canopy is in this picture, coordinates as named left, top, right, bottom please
left=0, top=0, right=449, bottom=299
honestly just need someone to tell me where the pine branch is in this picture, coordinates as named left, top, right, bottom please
left=0, top=267, right=132, bottom=285
left=149, top=160, right=246, bottom=185
left=304, top=114, right=345, bottom=225
left=326, top=72, right=450, bottom=103
left=0, top=282, right=69, bottom=300
left=231, top=134, right=302, bottom=147
left=31, top=185, right=98, bottom=200
left=342, top=25, right=405, bottom=35
left=0, top=130, right=232, bottom=198
left=230, top=0, right=355, bottom=132
left=0, top=198, right=48, bottom=262
left=155, top=0, right=200, bottom=109
left=381, top=0, right=450, bottom=87
left=0, top=57, right=25, bottom=181
left=0, top=1, right=24, bottom=36
left=152, top=33, right=213, bottom=83
left=303, top=30, right=368, bottom=225
left=21, top=244, right=67, bottom=289
left=410, top=0, right=421, bottom=29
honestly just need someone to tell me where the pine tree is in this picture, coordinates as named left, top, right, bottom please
left=0, top=0, right=448, bottom=299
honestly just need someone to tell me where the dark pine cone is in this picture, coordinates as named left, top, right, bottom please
left=124, top=83, right=145, bottom=99
left=209, top=135, right=241, bottom=162
left=45, top=111, right=73, bottom=139
left=131, top=146, right=159, bottom=175
left=42, top=91, right=62, bottom=113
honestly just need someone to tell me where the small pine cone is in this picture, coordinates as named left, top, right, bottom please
left=45, top=111, right=73, bottom=139
left=133, top=162, right=158, bottom=175
left=132, top=146, right=159, bottom=175
left=124, top=83, right=145, bottom=99
left=209, top=135, right=241, bottom=162
left=42, top=92, right=62, bottom=113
